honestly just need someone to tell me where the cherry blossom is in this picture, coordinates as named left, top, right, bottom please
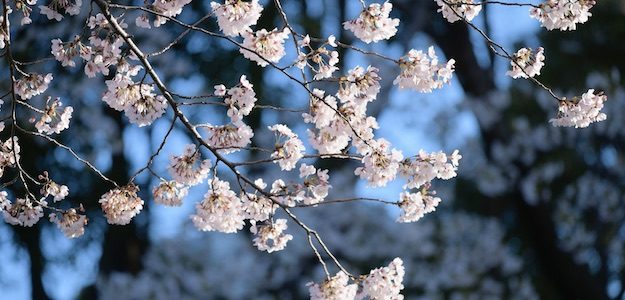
left=0, top=17, right=6, bottom=49
left=241, top=183, right=277, bottom=222
left=122, top=87, right=167, bottom=127
left=152, top=181, right=189, bottom=207
left=435, top=0, right=482, bottom=23
left=0, top=0, right=613, bottom=296
left=360, top=258, right=405, bottom=299
left=49, top=209, right=88, bottom=238
left=308, top=271, right=358, bottom=300
left=191, top=177, right=245, bottom=233
left=201, top=121, right=254, bottom=154
left=397, top=190, right=442, bottom=223
left=14, top=73, right=53, bottom=100
left=240, top=28, right=290, bottom=67
left=507, top=47, right=545, bottom=79
left=303, top=89, right=339, bottom=130
left=34, top=97, right=73, bottom=135
left=343, top=2, right=399, bottom=44
left=99, top=185, right=144, bottom=225
left=167, top=144, right=211, bottom=186
left=211, top=0, right=263, bottom=36
left=550, top=89, right=607, bottom=128
left=223, top=75, right=257, bottom=122
left=1, top=196, right=45, bottom=227
left=0, top=137, right=21, bottom=178
left=299, top=163, right=331, bottom=205
left=530, top=0, right=596, bottom=31
left=250, top=218, right=293, bottom=253
left=355, top=138, right=403, bottom=187
left=338, top=66, right=381, bottom=104
left=51, top=37, right=91, bottom=67
left=393, top=47, right=455, bottom=93
left=268, top=124, right=305, bottom=171
left=38, top=0, right=82, bottom=21
left=298, top=42, right=340, bottom=80
left=39, top=172, right=69, bottom=202
left=399, top=149, right=461, bottom=190
left=269, top=179, right=296, bottom=207
left=147, top=0, right=192, bottom=28
left=102, top=63, right=143, bottom=111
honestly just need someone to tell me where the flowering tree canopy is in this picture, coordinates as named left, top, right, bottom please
left=0, top=0, right=618, bottom=299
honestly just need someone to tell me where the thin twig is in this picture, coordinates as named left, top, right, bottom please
left=15, top=125, right=119, bottom=187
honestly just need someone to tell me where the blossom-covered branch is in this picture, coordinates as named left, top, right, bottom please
left=0, top=0, right=606, bottom=298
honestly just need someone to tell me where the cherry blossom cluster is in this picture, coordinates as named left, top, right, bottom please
left=338, top=65, right=381, bottom=104
left=355, top=138, right=403, bottom=187
left=159, top=141, right=293, bottom=246
left=268, top=124, right=305, bottom=171
left=39, top=0, right=82, bottom=21
left=210, top=0, right=263, bottom=37
left=343, top=2, right=399, bottom=44
left=51, top=37, right=91, bottom=68
left=297, top=163, right=331, bottom=205
left=393, top=46, right=455, bottom=93
left=1, top=172, right=85, bottom=238
left=195, top=77, right=261, bottom=154
left=303, top=89, right=350, bottom=154
left=433, top=0, right=605, bottom=127
left=250, top=218, right=293, bottom=253
left=201, top=122, right=254, bottom=153
left=399, top=150, right=461, bottom=190
left=241, top=179, right=278, bottom=221
left=49, top=208, right=88, bottom=238
left=136, top=0, right=192, bottom=28
left=167, top=144, right=211, bottom=186
left=13, top=73, right=74, bottom=135
left=240, top=28, right=291, bottom=67
left=530, top=0, right=596, bottom=31
left=219, top=75, right=258, bottom=122
left=0, top=15, right=6, bottom=48
left=99, top=184, right=144, bottom=225
left=102, top=63, right=167, bottom=126
left=397, top=190, right=441, bottom=223
left=435, top=0, right=482, bottom=23
left=14, top=73, right=53, bottom=100
left=268, top=163, right=331, bottom=207
left=1, top=195, right=45, bottom=227
left=361, top=258, right=405, bottom=299
left=39, top=172, right=69, bottom=202
left=33, top=97, right=73, bottom=135
left=507, top=47, right=545, bottom=79
left=0, top=0, right=612, bottom=297
left=396, top=150, right=461, bottom=222
left=52, top=14, right=124, bottom=77
left=152, top=180, right=189, bottom=207
left=308, top=258, right=405, bottom=300
left=308, top=271, right=357, bottom=300
left=0, top=133, right=86, bottom=236
left=550, top=89, right=607, bottom=128
left=297, top=35, right=340, bottom=80
left=192, top=177, right=245, bottom=233
left=302, top=65, right=383, bottom=159
left=51, top=15, right=170, bottom=127
left=0, top=136, right=21, bottom=178
left=85, top=14, right=125, bottom=77
left=188, top=175, right=292, bottom=251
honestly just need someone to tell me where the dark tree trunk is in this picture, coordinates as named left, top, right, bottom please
left=79, top=111, right=149, bottom=300
left=14, top=225, right=50, bottom=300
